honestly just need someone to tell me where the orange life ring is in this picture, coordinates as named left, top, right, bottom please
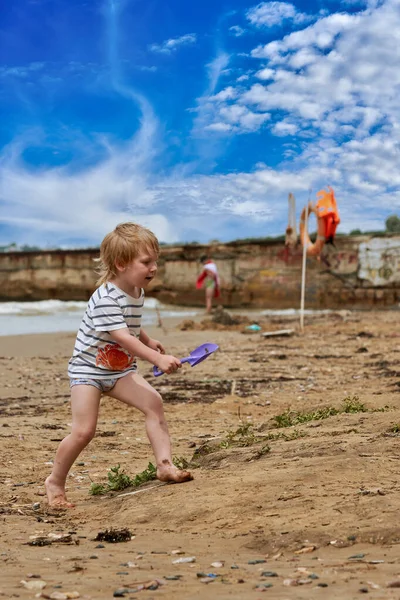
left=300, top=186, right=340, bottom=256
left=300, top=202, right=326, bottom=256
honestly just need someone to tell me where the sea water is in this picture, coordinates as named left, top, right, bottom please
left=0, top=299, right=336, bottom=337
left=0, top=298, right=199, bottom=337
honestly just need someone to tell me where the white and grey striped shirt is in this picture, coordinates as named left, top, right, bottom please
left=68, top=283, right=144, bottom=380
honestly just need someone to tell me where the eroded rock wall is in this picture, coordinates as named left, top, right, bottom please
left=1, top=236, right=400, bottom=308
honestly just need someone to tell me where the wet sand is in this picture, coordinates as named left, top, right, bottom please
left=1, top=309, right=400, bottom=599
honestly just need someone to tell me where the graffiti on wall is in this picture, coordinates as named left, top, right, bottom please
left=358, top=238, right=400, bottom=285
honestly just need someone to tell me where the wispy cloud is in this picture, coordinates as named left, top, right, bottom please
left=229, top=25, right=246, bottom=36
left=149, top=33, right=197, bottom=55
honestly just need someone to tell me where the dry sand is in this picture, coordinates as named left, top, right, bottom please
left=1, top=309, right=400, bottom=599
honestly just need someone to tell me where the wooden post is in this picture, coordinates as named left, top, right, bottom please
left=300, top=198, right=310, bottom=332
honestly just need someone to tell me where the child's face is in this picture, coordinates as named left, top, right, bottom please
left=116, top=249, right=158, bottom=290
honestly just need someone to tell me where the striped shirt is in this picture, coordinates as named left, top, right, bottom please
left=68, top=283, right=144, bottom=380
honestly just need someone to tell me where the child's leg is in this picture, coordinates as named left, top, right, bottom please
left=45, top=384, right=101, bottom=507
left=205, top=286, right=213, bottom=313
left=109, top=373, right=192, bottom=483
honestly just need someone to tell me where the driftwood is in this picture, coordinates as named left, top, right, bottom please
left=261, top=329, right=295, bottom=338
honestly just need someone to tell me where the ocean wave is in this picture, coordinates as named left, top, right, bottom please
left=0, top=300, right=87, bottom=316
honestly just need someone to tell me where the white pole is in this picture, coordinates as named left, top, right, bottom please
left=300, top=191, right=311, bottom=332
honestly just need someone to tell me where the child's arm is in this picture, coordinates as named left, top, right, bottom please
left=139, top=328, right=165, bottom=354
left=109, top=327, right=180, bottom=374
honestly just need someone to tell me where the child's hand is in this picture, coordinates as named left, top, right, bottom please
left=155, top=354, right=182, bottom=375
left=147, top=338, right=165, bottom=354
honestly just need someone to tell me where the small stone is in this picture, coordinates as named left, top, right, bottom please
left=172, top=556, right=196, bottom=564
left=95, top=544, right=105, bottom=548
left=256, top=583, right=273, bottom=589
left=261, top=571, right=278, bottom=577
left=317, top=583, right=328, bottom=588
left=210, top=561, right=224, bottom=568
left=248, top=559, right=266, bottom=564
left=231, top=564, right=239, bottom=569
left=89, top=555, right=98, bottom=559
left=283, top=579, right=299, bottom=586
left=387, top=581, right=400, bottom=588
left=359, top=587, right=369, bottom=593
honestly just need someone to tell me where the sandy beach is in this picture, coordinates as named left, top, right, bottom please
left=1, top=308, right=400, bottom=599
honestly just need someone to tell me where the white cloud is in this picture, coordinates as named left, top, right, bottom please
left=209, top=86, right=238, bottom=101
left=272, top=120, right=298, bottom=136
left=247, top=1, right=309, bottom=27
left=255, top=67, right=275, bottom=80
left=149, top=33, right=197, bottom=55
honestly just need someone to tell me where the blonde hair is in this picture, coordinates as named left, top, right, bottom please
left=96, top=222, right=159, bottom=286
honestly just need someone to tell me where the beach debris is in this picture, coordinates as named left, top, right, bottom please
left=283, top=578, right=312, bottom=586
left=294, top=545, right=316, bottom=554
left=210, top=561, right=224, bottom=568
left=261, top=329, right=295, bottom=338
left=366, top=581, right=380, bottom=589
left=172, top=556, right=196, bottom=564
left=255, top=583, right=273, bottom=590
left=248, top=559, right=266, bottom=565
left=261, top=571, right=278, bottom=577
left=39, top=592, right=80, bottom=599
left=21, top=579, right=47, bottom=590
left=246, top=324, right=261, bottom=332
left=27, top=533, right=75, bottom=546
left=358, top=488, right=385, bottom=496
left=113, top=579, right=164, bottom=596
left=116, top=482, right=167, bottom=498
left=94, top=528, right=133, bottom=543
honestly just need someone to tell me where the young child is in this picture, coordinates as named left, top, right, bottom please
left=45, top=222, right=192, bottom=508
left=196, top=256, right=221, bottom=314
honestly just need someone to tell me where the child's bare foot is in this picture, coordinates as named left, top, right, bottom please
left=45, top=476, right=75, bottom=509
left=157, top=460, right=193, bottom=483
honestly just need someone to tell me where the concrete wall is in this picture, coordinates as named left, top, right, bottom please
left=1, top=235, right=400, bottom=308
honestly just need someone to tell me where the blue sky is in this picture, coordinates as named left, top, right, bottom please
left=1, top=0, right=399, bottom=247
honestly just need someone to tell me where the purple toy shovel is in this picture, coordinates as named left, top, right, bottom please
left=153, top=342, right=219, bottom=377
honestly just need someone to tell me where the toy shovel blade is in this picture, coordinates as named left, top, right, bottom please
left=153, top=343, right=219, bottom=377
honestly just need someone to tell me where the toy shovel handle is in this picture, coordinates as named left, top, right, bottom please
left=180, top=356, right=193, bottom=365
left=153, top=365, right=165, bottom=377
left=153, top=355, right=192, bottom=377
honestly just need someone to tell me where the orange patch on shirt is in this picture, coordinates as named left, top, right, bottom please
left=96, top=344, right=134, bottom=371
